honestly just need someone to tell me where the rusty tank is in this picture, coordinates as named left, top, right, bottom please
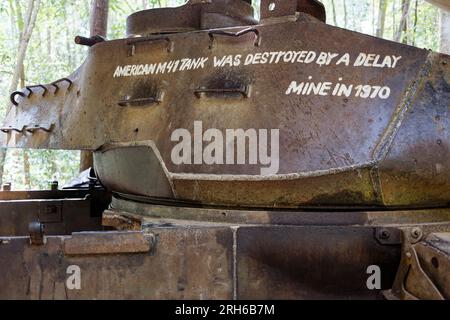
left=0, top=0, right=449, bottom=300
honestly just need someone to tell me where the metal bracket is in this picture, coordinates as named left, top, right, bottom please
left=26, top=85, right=48, bottom=98
left=63, top=231, right=155, bottom=255
left=10, top=91, right=26, bottom=106
left=11, top=79, right=73, bottom=106
left=1, top=124, right=54, bottom=134
left=208, top=28, right=261, bottom=49
left=374, top=227, right=401, bottom=245
left=29, top=221, right=45, bottom=246
left=194, top=84, right=252, bottom=99
left=0, top=126, right=26, bottom=134
left=126, top=37, right=174, bottom=56
left=260, top=0, right=326, bottom=22
left=387, top=228, right=450, bottom=300
left=118, top=90, right=165, bottom=107
left=24, top=124, right=55, bottom=133
left=51, top=78, right=73, bottom=92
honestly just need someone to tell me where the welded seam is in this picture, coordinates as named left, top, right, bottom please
left=100, top=140, right=377, bottom=182
left=231, top=226, right=239, bottom=300
left=99, top=140, right=178, bottom=197
left=369, top=166, right=385, bottom=205
left=168, top=162, right=376, bottom=181
left=369, top=52, right=435, bottom=205
left=372, top=52, right=434, bottom=163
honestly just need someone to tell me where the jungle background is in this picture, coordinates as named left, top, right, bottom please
left=0, top=0, right=448, bottom=190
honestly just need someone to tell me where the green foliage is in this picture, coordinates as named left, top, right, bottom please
left=0, top=0, right=441, bottom=190
left=322, top=0, right=439, bottom=50
left=4, top=149, right=80, bottom=190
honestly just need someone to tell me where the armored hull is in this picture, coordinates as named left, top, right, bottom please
left=0, top=0, right=449, bottom=300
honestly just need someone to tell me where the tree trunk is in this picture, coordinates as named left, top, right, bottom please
left=331, top=0, right=338, bottom=26
left=392, top=0, right=396, bottom=39
left=376, top=0, right=387, bottom=38
left=80, top=0, right=110, bottom=172
left=8, top=0, right=18, bottom=37
left=23, top=150, right=31, bottom=189
left=372, top=0, right=376, bottom=35
left=0, top=0, right=41, bottom=186
left=441, top=9, right=450, bottom=54
left=90, top=0, right=109, bottom=38
left=412, top=0, right=418, bottom=46
left=343, top=0, right=348, bottom=28
left=395, top=0, right=411, bottom=43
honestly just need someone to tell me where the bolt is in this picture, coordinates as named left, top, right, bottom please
left=50, top=181, right=58, bottom=191
left=2, top=182, right=11, bottom=191
left=46, top=205, right=58, bottom=214
left=411, top=227, right=422, bottom=240
left=406, top=252, right=412, bottom=259
left=379, top=229, right=390, bottom=240
left=442, top=60, right=448, bottom=65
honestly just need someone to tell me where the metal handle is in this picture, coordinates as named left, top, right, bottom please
left=11, top=84, right=51, bottom=105
left=26, top=85, right=48, bottom=97
left=118, top=91, right=165, bottom=107
left=24, top=124, right=55, bottom=133
left=194, top=85, right=252, bottom=99
left=10, top=78, right=73, bottom=106
left=126, top=37, right=174, bottom=56
left=208, top=28, right=261, bottom=49
left=10, top=91, right=26, bottom=106
left=1, top=126, right=26, bottom=133
left=51, top=78, right=73, bottom=94
left=1, top=124, right=54, bottom=134
left=75, top=35, right=105, bottom=47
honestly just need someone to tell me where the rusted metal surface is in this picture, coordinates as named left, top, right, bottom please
left=236, top=226, right=400, bottom=299
left=0, top=0, right=449, bottom=300
left=260, top=0, right=326, bottom=22
left=0, top=191, right=449, bottom=299
left=63, top=231, right=153, bottom=255
left=28, top=221, right=45, bottom=245
left=0, top=224, right=398, bottom=300
left=102, top=211, right=142, bottom=231
left=0, top=189, right=101, bottom=200
left=1, top=1, right=448, bottom=209
left=378, top=56, right=450, bottom=206
left=109, top=194, right=450, bottom=226
left=126, top=0, right=256, bottom=37
left=0, top=221, right=429, bottom=300
left=387, top=228, right=450, bottom=300
left=0, top=190, right=110, bottom=236
left=0, top=228, right=233, bottom=299
left=1, top=9, right=447, bottom=208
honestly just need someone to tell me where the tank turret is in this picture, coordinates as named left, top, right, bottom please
left=0, top=0, right=449, bottom=301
